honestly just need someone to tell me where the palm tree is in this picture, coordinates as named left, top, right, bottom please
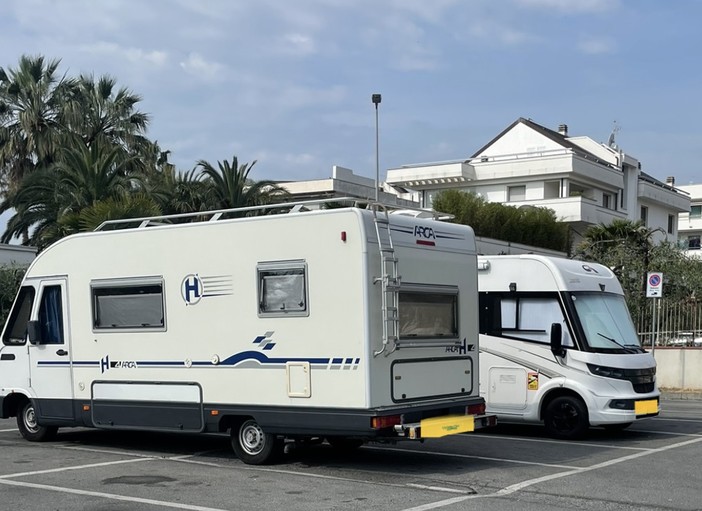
left=0, top=55, right=74, bottom=194
left=195, top=156, right=288, bottom=213
left=61, top=74, right=152, bottom=173
left=0, top=136, right=152, bottom=249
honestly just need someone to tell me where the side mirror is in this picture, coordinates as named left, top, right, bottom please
left=27, top=321, right=42, bottom=345
left=550, top=323, right=565, bottom=358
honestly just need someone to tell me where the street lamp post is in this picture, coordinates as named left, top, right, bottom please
left=372, top=93, right=381, bottom=202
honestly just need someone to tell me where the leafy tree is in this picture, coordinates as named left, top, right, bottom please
left=0, top=55, right=73, bottom=193
left=195, top=156, right=289, bottom=213
left=0, top=137, right=151, bottom=249
left=0, top=264, right=27, bottom=326
left=574, top=219, right=702, bottom=332
left=432, top=189, right=570, bottom=252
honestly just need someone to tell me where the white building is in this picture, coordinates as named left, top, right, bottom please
left=277, top=165, right=417, bottom=206
left=386, top=118, right=689, bottom=246
left=676, top=183, right=702, bottom=258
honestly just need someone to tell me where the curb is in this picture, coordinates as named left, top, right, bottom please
left=660, top=390, right=702, bottom=401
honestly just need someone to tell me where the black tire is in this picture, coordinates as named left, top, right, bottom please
left=230, top=419, right=282, bottom=465
left=326, top=436, right=364, bottom=451
left=603, top=422, right=633, bottom=432
left=16, top=401, right=57, bottom=442
left=543, top=395, right=589, bottom=440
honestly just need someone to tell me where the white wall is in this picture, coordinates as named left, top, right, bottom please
left=654, top=349, right=702, bottom=390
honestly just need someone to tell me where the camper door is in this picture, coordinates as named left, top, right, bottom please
left=26, top=277, right=74, bottom=421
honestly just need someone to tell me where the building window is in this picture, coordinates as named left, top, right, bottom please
left=691, top=205, right=702, bottom=219
left=543, top=180, right=560, bottom=199
left=602, top=193, right=613, bottom=210
left=258, top=261, right=308, bottom=317
left=688, top=236, right=701, bottom=250
left=508, top=185, right=526, bottom=202
left=668, top=214, right=675, bottom=234
left=92, top=279, right=165, bottom=330
left=640, top=206, right=648, bottom=226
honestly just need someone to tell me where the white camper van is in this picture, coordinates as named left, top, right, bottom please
left=477, top=254, right=659, bottom=439
left=0, top=200, right=494, bottom=464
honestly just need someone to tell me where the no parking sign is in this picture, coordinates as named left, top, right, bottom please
left=646, top=272, right=663, bottom=298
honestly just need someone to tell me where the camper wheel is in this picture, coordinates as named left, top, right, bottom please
left=543, top=395, right=589, bottom=440
left=16, top=401, right=57, bottom=442
left=231, top=419, right=282, bottom=465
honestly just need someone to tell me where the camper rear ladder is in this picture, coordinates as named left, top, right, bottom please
left=373, top=208, right=400, bottom=356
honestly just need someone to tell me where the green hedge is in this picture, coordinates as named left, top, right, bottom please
left=432, top=190, right=571, bottom=253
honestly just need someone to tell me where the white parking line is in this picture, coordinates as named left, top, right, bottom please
left=0, top=479, right=228, bottom=511
left=468, top=433, right=652, bottom=451
left=367, top=446, right=581, bottom=469
left=400, top=434, right=702, bottom=511
left=0, top=428, right=17, bottom=433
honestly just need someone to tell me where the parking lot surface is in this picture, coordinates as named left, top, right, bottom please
left=1, top=398, right=700, bottom=510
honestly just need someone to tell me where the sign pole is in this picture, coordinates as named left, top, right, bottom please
left=646, top=272, right=663, bottom=354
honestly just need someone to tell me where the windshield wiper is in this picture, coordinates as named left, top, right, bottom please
left=597, top=333, right=640, bottom=353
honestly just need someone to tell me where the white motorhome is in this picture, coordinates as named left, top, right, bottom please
left=0, top=200, right=494, bottom=464
left=477, top=254, right=659, bottom=439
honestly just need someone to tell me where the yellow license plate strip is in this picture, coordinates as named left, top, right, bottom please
left=421, top=415, right=474, bottom=438
left=635, top=399, right=658, bottom=415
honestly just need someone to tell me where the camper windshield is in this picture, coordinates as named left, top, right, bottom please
left=571, top=293, right=642, bottom=352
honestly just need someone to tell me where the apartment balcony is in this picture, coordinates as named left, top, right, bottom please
left=506, top=196, right=627, bottom=225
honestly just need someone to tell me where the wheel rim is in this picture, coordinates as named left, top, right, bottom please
left=238, top=421, right=266, bottom=455
left=551, top=402, right=579, bottom=434
left=23, top=405, right=40, bottom=434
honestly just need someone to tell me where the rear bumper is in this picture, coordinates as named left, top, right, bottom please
left=395, top=413, right=497, bottom=439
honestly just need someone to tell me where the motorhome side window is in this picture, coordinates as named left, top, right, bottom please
left=399, top=286, right=458, bottom=339
left=2, top=286, right=35, bottom=345
left=257, top=261, right=308, bottom=317
left=92, top=280, right=165, bottom=330
left=479, top=293, right=573, bottom=347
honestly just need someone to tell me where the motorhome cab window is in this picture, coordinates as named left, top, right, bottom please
left=2, top=286, right=35, bottom=345
left=92, top=280, right=165, bottom=330
left=571, top=293, right=641, bottom=350
left=399, top=287, right=458, bottom=339
left=257, top=261, right=308, bottom=317
left=479, top=294, right=573, bottom=346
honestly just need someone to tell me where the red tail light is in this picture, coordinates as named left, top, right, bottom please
left=371, top=415, right=402, bottom=429
left=467, top=402, right=485, bottom=416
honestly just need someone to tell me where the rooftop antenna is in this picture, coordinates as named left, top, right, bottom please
left=608, top=120, right=620, bottom=149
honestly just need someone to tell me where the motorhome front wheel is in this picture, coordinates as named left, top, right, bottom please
left=16, top=401, right=57, bottom=442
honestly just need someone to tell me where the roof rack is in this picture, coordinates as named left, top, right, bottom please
left=93, top=197, right=453, bottom=232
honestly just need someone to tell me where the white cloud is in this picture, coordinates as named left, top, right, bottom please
left=279, top=33, right=318, bottom=56
left=179, top=53, right=226, bottom=81
left=578, top=37, right=616, bottom=55
left=467, top=23, right=539, bottom=46
left=514, top=0, right=617, bottom=13
left=80, top=42, right=168, bottom=66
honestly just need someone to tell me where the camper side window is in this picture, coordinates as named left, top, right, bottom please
left=479, top=293, right=573, bottom=347
left=399, top=288, right=458, bottom=339
left=2, top=286, right=35, bottom=345
left=92, top=281, right=165, bottom=330
left=258, top=262, right=308, bottom=317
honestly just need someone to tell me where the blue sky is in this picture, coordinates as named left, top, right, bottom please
left=1, top=0, right=700, bottom=186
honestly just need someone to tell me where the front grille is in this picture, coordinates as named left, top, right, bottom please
left=632, top=382, right=655, bottom=394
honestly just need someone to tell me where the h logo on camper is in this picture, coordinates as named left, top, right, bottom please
left=181, top=274, right=203, bottom=305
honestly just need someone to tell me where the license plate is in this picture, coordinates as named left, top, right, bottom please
left=421, top=415, right=474, bottom=438
left=635, top=399, right=658, bottom=415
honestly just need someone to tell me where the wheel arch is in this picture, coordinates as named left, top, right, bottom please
left=1, top=392, right=30, bottom=419
left=539, top=387, right=586, bottom=421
